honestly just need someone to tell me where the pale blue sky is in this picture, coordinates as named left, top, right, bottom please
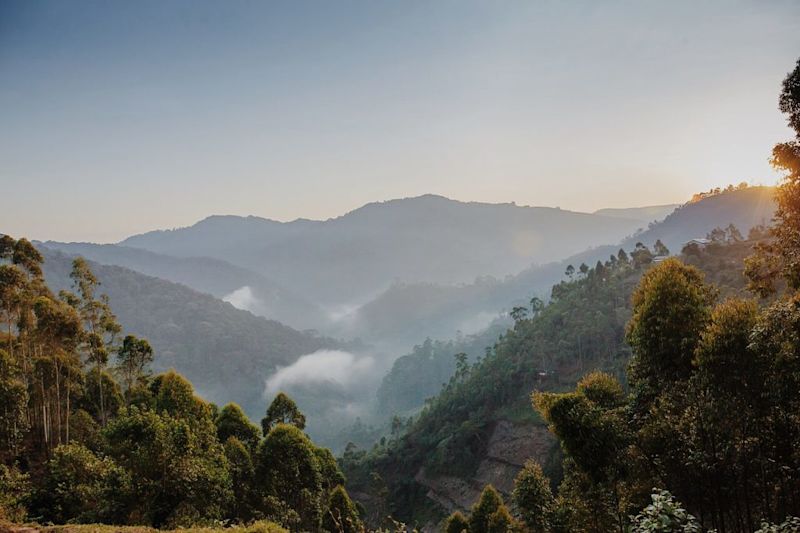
left=1, top=0, right=799, bottom=242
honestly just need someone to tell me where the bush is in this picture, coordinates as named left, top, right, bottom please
left=0, top=464, right=30, bottom=522
left=630, top=489, right=701, bottom=533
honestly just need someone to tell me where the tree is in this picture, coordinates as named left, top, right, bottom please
left=630, top=490, right=701, bottom=533
left=39, top=443, right=130, bottom=525
left=223, top=436, right=257, bottom=521
left=216, top=403, right=261, bottom=451
left=726, top=223, right=743, bottom=242
left=80, top=367, right=124, bottom=422
left=631, top=243, right=654, bottom=268
left=69, top=257, right=121, bottom=426
left=314, top=445, right=346, bottom=490
left=149, top=370, right=209, bottom=420
left=0, top=263, right=26, bottom=360
left=469, top=485, right=508, bottom=533
left=487, top=503, right=517, bottom=533
left=322, top=485, right=362, bottom=533
left=103, top=403, right=232, bottom=527
left=565, top=265, right=575, bottom=279
left=0, top=464, right=30, bottom=522
left=530, top=297, right=545, bottom=317
left=262, top=392, right=306, bottom=434
left=0, top=349, right=27, bottom=461
left=256, top=423, right=322, bottom=531
left=443, top=511, right=470, bottom=533
left=746, top=58, right=800, bottom=293
left=654, top=239, right=670, bottom=257
left=626, top=258, right=714, bottom=409
left=512, top=460, right=554, bottom=533
left=534, top=373, right=635, bottom=532
left=116, top=334, right=153, bottom=399
left=510, top=306, right=528, bottom=322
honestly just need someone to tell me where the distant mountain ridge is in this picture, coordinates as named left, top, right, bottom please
left=37, top=245, right=349, bottom=423
left=37, top=241, right=325, bottom=329
left=343, top=186, right=776, bottom=345
left=120, top=195, right=658, bottom=305
left=593, top=204, right=680, bottom=221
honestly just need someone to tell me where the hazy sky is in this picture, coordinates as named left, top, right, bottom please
left=2, top=1, right=799, bottom=242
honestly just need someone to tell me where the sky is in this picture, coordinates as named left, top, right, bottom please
left=1, top=0, right=799, bottom=243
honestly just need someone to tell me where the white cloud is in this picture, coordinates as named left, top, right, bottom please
left=223, top=286, right=266, bottom=316
left=458, top=311, right=498, bottom=336
left=264, top=350, right=375, bottom=399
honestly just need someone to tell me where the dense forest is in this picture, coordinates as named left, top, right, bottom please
left=0, top=239, right=365, bottom=532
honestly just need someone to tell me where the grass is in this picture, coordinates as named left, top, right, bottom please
left=0, top=521, right=287, bottom=533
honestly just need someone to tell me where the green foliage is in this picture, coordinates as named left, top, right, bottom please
left=629, top=490, right=701, bottom=533
left=80, top=368, right=124, bottom=421
left=69, top=408, right=103, bottom=450
left=512, top=460, right=553, bottom=533
left=1, top=241, right=350, bottom=531
left=216, top=403, right=261, bottom=451
left=468, top=485, right=506, bottom=533
left=149, top=370, right=211, bottom=421
left=256, top=423, right=322, bottom=531
left=40, top=443, right=131, bottom=524
left=103, top=403, right=232, bottom=526
left=377, top=325, right=508, bottom=418
left=0, top=349, right=27, bottom=461
left=262, top=392, right=306, bottom=434
left=116, top=334, right=153, bottom=397
left=0, top=464, right=30, bottom=522
left=322, top=485, right=363, bottom=533
left=315, top=445, right=346, bottom=490
left=443, top=511, right=469, bottom=533
left=223, top=437, right=256, bottom=521
left=626, top=258, right=715, bottom=409
left=755, top=517, right=800, bottom=533
left=345, top=241, right=669, bottom=524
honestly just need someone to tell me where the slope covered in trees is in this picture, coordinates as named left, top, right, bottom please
left=341, top=57, right=800, bottom=533
left=37, top=241, right=324, bottom=329
left=343, top=186, right=775, bottom=346
left=342, top=232, right=773, bottom=528
left=36, top=246, right=351, bottom=422
left=0, top=238, right=361, bottom=532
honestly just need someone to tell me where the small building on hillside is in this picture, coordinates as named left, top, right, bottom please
left=682, top=238, right=711, bottom=256
left=684, top=238, right=711, bottom=248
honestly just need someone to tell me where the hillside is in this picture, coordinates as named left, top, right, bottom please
left=37, top=246, right=348, bottom=424
left=343, top=187, right=776, bottom=346
left=342, top=236, right=765, bottom=528
left=120, top=195, right=650, bottom=305
left=618, top=185, right=775, bottom=252
left=38, top=241, right=324, bottom=329
left=593, top=203, right=679, bottom=221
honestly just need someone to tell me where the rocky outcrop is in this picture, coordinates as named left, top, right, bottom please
left=414, top=420, right=555, bottom=518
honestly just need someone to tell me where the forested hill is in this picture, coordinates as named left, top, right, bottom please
left=342, top=235, right=765, bottom=528
left=592, top=203, right=680, bottom=221
left=342, top=186, right=776, bottom=345
left=120, top=195, right=651, bottom=305
left=37, top=241, right=325, bottom=329
left=38, top=245, right=348, bottom=420
left=618, top=185, right=775, bottom=252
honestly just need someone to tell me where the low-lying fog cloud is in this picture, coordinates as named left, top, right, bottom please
left=264, top=349, right=375, bottom=399
left=223, top=286, right=267, bottom=316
